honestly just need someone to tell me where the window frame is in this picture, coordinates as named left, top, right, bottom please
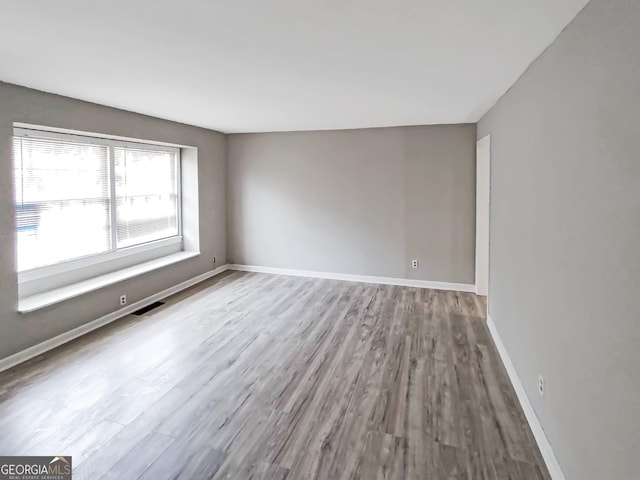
left=13, top=127, right=183, bottom=287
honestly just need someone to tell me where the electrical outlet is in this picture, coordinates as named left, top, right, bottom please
left=120, top=295, right=127, bottom=306
left=411, top=259, right=419, bottom=268
left=538, top=374, right=545, bottom=397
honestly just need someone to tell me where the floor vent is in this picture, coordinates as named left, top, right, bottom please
left=132, top=301, right=165, bottom=316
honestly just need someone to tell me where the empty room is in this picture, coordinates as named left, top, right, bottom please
left=0, top=0, right=637, bottom=479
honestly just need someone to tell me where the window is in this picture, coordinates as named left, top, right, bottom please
left=13, top=128, right=181, bottom=274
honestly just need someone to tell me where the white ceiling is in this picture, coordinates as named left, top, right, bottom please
left=0, top=0, right=589, bottom=133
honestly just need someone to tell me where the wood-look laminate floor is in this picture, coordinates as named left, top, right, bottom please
left=0, top=272, right=550, bottom=479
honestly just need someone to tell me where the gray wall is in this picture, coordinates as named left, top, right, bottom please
left=0, top=82, right=227, bottom=362
left=227, top=125, right=476, bottom=284
left=478, top=0, right=640, bottom=478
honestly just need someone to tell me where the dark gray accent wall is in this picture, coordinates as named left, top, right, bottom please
left=478, top=0, right=640, bottom=478
left=227, top=125, right=476, bottom=284
left=0, top=82, right=227, bottom=362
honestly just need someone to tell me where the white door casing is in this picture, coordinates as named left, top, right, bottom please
left=476, top=135, right=491, bottom=297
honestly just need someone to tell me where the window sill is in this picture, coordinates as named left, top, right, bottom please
left=18, top=251, right=199, bottom=313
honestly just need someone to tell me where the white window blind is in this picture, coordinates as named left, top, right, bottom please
left=114, top=147, right=179, bottom=248
left=13, top=130, right=181, bottom=273
left=13, top=136, right=111, bottom=271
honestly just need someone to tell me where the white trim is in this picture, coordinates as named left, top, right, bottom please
left=0, top=265, right=230, bottom=374
left=19, top=236, right=183, bottom=283
left=19, top=251, right=200, bottom=313
left=475, top=134, right=491, bottom=296
left=486, top=314, right=565, bottom=480
left=14, top=126, right=182, bottom=153
left=228, top=264, right=475, bottom=292
left=14, top=122, right=193, bottom=149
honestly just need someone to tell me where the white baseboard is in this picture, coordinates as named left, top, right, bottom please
left=0, top=264, right=230, bottom=374
left=228, top=264, right=475, bottom=292
left=486, top=315, right=565, bottom=480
